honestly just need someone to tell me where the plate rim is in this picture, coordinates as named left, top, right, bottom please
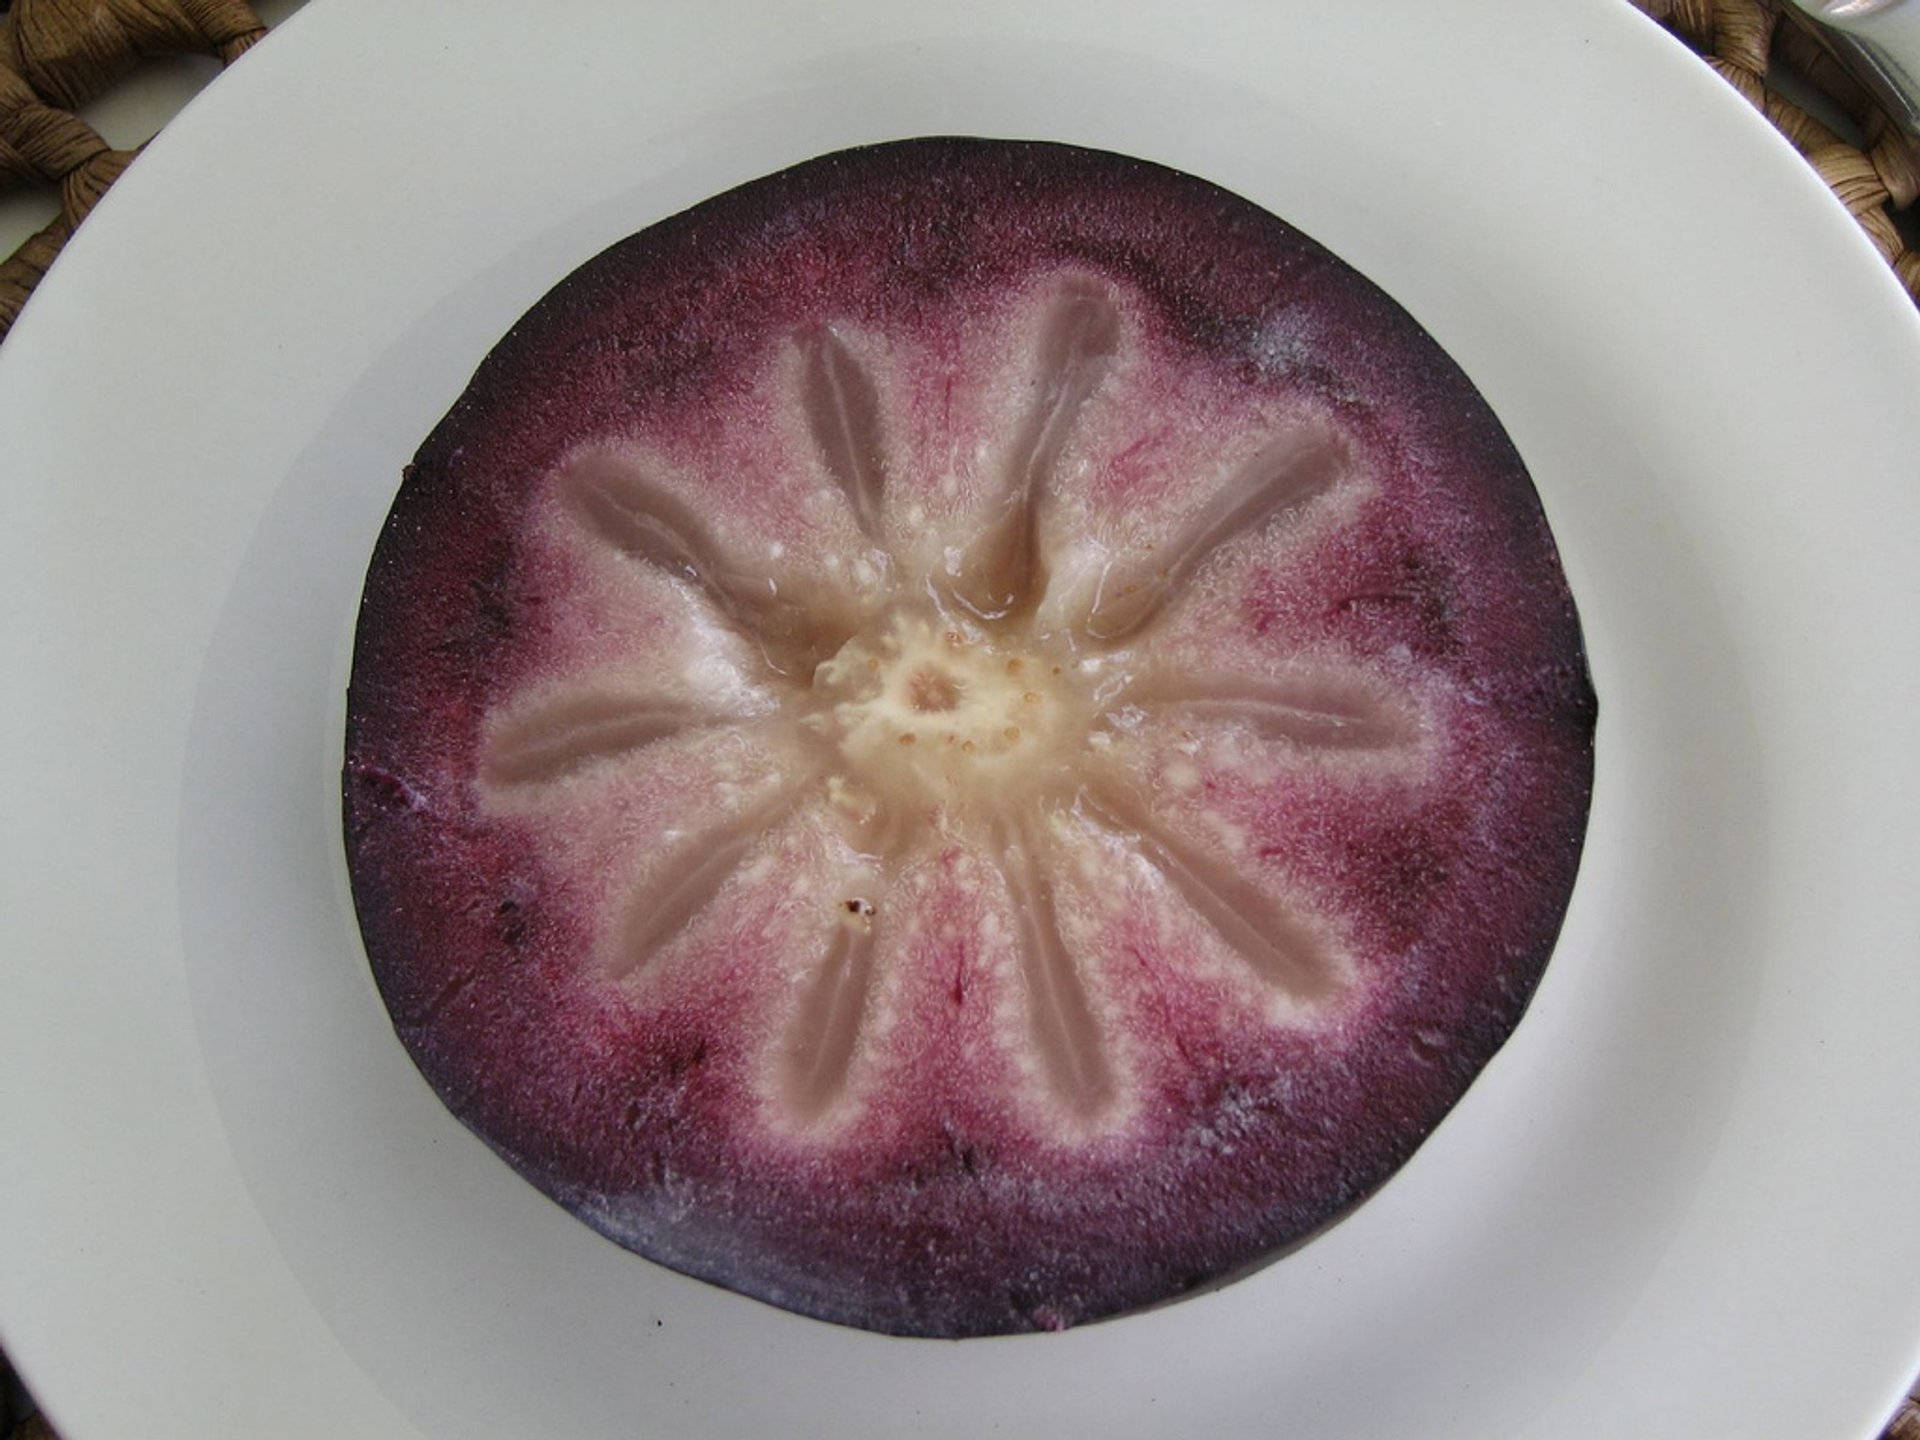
left=4, top=2, right=1920, bottom=1437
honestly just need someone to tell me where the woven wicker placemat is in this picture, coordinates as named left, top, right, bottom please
left=1, top=1, right=1916, bottom=1436
left=0, top=0, right=266, bottom=335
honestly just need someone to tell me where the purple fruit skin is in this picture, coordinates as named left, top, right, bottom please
left=344, top=139, right=1595, bottom=1337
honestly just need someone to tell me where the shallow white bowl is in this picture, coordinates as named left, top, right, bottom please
left=4, top=3, right=1919, bottom=1437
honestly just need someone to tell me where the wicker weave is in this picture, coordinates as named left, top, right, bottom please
left=0, top=1, right=1914, bottom=1435
left=1634, top=0, right=1920, bottom=298
left=0, top=0, right=266, bottom=334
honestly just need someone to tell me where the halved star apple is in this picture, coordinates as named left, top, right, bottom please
left=344, top=138, right=1596, bottom=1338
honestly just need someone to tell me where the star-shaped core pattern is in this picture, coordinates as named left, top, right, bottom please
left=344, top=139, right=1594, bottom=1336
left=474, top=282, right=1417, bottom=1129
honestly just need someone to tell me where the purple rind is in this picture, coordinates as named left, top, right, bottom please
left=343, top=138, right=1596, bottom=1337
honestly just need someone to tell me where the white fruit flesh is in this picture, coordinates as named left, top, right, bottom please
left=809, top=612, right=1093, bottom=813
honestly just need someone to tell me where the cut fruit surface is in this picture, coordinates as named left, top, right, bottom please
left=344, top=138, right=1595, bottom=1338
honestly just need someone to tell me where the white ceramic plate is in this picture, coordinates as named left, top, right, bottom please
left=4, top=3, right=1919, bottom=1437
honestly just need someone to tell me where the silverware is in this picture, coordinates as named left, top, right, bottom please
left=1785, top=0, right=1920, bottom=137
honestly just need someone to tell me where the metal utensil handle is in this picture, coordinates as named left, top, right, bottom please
left=1792, top=0, right=1920, bottom=136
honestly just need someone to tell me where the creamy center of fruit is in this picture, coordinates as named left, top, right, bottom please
left=810, top=610, right=1086, bottom=809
